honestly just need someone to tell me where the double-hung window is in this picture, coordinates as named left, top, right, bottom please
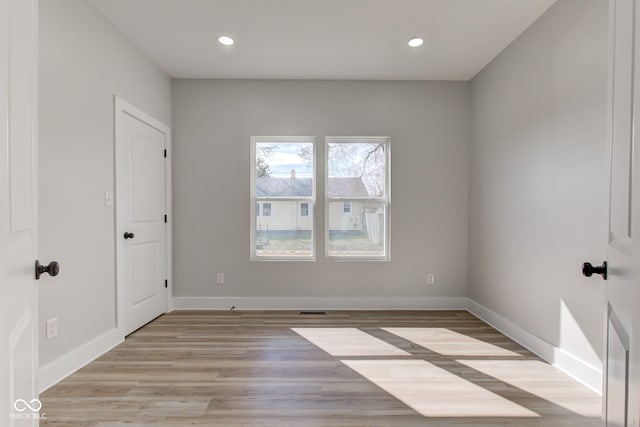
left=256, top=202, right=272, bottom=217
left=251, top=136, right=315, bottom=260
left=326, top=137, right=390, bottom=260
left=300, top=202, right=309, bottom=217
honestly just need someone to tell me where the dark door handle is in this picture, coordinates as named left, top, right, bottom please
left=582, top=261, right=607, bottom=280
left=123, top=232, right=135, bottom=240
left=35, top=260, right=60, bottom=280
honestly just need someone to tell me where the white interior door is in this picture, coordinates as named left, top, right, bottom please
left=1, top=0, right=41, bottom=425
left=115, top=98, right=169, bottom=336
left=601, top=0, right=640, bottom=425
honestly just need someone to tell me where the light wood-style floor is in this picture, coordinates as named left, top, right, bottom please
left=40, top=311, right=601, bottom=426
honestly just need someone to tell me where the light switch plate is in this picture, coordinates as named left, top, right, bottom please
left=104, top=191, right=113, bottom=207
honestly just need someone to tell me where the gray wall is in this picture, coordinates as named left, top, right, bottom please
left=172, top=80, right=469, bottom=305
left=469, top=0, right=608, bottom=370
left=39, top=0, right=171, bottom=366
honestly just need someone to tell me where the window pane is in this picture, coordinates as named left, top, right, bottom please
left=327, top=142, right=386, bottom=198
left=256, top=142, right=313, bottom=197
left=300, top=202, right=309, bottom=217
left=262, top=202, right=271, bottom=216
left=327, top=200, right=385, bottom=257
left=256, top=201, right=313, bottom=257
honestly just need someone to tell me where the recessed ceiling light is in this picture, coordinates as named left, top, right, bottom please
left=218, top=36, right=234, bottom=46
left=408, top=37, right=424, bottom=48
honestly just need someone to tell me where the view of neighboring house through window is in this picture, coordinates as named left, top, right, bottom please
left=326, top=137, right=390, bottom=259
left=251, top=137, right=315, bottom=260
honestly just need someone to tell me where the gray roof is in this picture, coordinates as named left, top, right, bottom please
left=256, top=177, right=369, bottom=197
left=327, top=177, right=369, bottom=198
left=256, top=177, right=312, bottom=197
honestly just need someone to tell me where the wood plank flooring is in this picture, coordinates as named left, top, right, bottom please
left=40, top=311, right=601, bottom=426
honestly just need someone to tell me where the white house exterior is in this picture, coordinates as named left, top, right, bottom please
left=255, top=176, right=375, bottom=233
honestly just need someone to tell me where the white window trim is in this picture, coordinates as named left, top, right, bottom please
left=324, top=136, right=391, bottom=261
left=260, top=201, right=272, bottom=217
left=250, top=136, right=316, bottom=261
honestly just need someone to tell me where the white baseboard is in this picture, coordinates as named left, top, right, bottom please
left=466, top=299, right=555, bottom=361
left=172, top=296, right=468, bottom=311
left=467, top=298, right=602, bottom=394
left=38, top=328, right=123, bottom=393
left=552, top=346, right=603, bottom=394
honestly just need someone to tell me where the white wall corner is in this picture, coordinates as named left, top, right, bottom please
left=38, top=328, right=123, bottom=393
left=171, top=296, right=469, bottom=311
left=466, top=298, right=602, bottom=394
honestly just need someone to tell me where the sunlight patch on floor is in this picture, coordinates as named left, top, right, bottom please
left=383, top=327, right=521, bottom=356
left=291, top=328, right=410, bottom=356
left=458, top=359, right=602, bottom=418
left=342, top=359, right=539, bottom=418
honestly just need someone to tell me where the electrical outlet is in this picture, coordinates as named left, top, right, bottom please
left=216, top=273, right=224, bottom=284
left=46, top=317, right=58, bottom=340
left=427, top=274, right=435, bottom=285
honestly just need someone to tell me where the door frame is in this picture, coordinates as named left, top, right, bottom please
left=114, top=96, right=172, bottom=336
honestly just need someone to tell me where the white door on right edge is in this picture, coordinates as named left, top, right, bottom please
left=601, top=0, right=640, bottom=425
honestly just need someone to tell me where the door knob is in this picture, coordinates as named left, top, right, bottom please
left=35, top=260, right=60, bottom=280
left=582, top=261, right=607, bottom=280
left=123, top=232, right=135, bottom=239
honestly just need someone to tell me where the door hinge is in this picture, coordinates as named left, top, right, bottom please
left=164, top=214, right=167, bottom=223
left=165, top=279, right=168, bottom=288
left=164, top=149, right=167, bottom=158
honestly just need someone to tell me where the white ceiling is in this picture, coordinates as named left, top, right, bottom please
left=88, top=0, right=558, bottom=81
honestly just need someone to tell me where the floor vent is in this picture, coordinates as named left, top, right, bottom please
left=299, top=311, right=327, bottom=315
